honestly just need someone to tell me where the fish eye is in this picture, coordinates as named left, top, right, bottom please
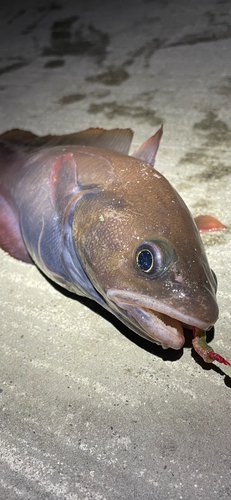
left=136, top=249, right=154, bottom=272
left=134, top=240, right=174, bottom=277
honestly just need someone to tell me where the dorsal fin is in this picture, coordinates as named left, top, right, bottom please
left=131, top=125, right=163, bottom=167
left=0, top=127, right=134, bottom=155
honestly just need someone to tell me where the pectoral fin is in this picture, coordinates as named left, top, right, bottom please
left=50, top=153, right=78, bottom=208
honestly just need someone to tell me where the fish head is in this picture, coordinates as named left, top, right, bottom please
left=72, top=154, right=218, bottom=350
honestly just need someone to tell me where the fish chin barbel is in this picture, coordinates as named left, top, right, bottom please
left=0, top=125, right=228, bottom=371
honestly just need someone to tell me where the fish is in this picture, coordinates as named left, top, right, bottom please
left=0, top=125, right=223, bottom=352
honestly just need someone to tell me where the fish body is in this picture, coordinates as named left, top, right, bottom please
left=0, top=127, right=218, bottom=350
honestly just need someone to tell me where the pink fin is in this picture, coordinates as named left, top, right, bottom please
left=0, top=195, right=32, bottom=263
left=194, top=215, right=228, bottom=233
left=0, top=127, right=134, bottom=156
left=131, top=125, right=163, bottom=167
left=50, top=153, right=78, bottom=207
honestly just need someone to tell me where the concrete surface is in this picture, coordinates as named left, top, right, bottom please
left=0, top=0, right=231, bottom=498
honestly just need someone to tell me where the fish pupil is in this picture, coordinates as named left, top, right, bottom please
left=137, top=249, right=153, bottom=272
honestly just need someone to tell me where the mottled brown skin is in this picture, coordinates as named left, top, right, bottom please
left=71, top=147, right=218, bottom=348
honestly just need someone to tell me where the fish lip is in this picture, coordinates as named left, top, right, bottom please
left=107, top=289, right=215, bottom=350
left=107, top=289, right=215, bottom=330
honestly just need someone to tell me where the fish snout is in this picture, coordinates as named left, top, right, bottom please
left=164, top=280, right=219, bottom=331
left=188, top=288, right=219, bottom=330
left=107, top=286, right=219, bottom=350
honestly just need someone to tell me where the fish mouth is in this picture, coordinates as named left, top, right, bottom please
left=107, top=289, right=214, bottom=350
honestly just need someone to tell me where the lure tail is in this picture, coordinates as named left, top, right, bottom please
left=192, top=327, right=231, bottom=378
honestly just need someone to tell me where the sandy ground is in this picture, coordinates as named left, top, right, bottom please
left=0, top=1, right=231, bottom=499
